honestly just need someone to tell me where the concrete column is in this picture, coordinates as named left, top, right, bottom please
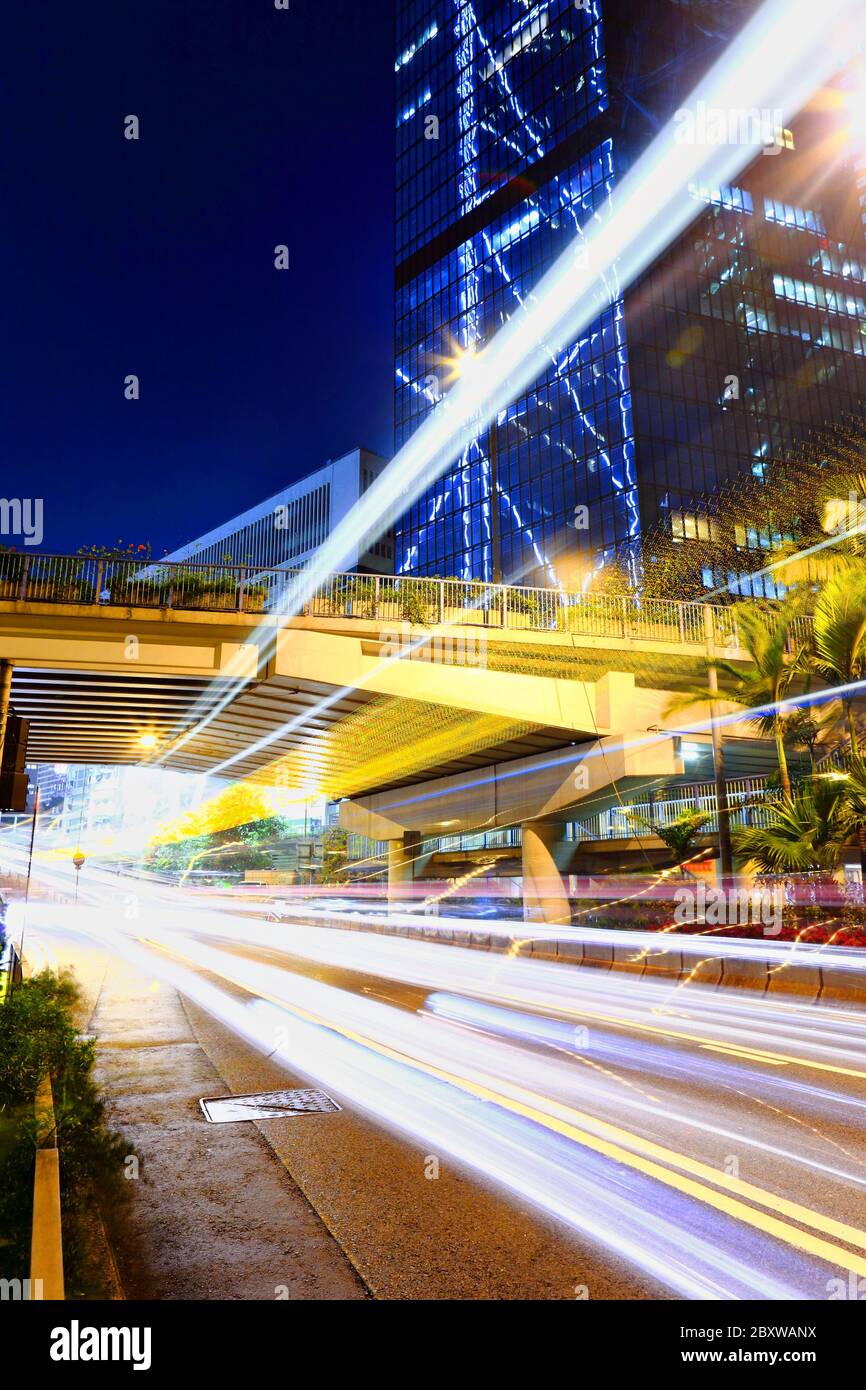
left=0, top=660, right=12, bottom=768
left=387, top=831, right=421, bottom=907
left=522, top=821, right=570, bottom=925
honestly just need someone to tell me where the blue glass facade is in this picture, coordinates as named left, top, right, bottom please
left=395, top=1, right=866, bottom=587
left=395, top=0, right=634, bottom=584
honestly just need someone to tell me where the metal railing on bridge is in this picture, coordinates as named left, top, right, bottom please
left=568, top=777, right=781, bottom=842
left=346, top=779, right=780, bottom=865
left=0, top=551, right=808, bottom=652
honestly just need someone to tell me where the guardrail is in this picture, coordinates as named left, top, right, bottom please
left=264, top=904, right=866, bottom=1006
left=0, top=939, right=22, bottom=1004
left=30, top=1075, right=64, bottom=1300
left=0, top=551, right=804, bottom=650
left=568, top=777, right=781, bottom=842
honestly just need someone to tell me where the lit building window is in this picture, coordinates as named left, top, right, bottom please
left=688, top=183, right=753, bottom=214
left=671, top=511, right=721, bottom=542
left=764, top=197, right=826, bottom=234
left=397, top=89, right=432, bottom=126
left=395, top=22, right=438, bottom=73
left=772, top=273, right=866, bottom=319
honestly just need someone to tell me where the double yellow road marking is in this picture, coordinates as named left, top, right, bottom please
left=148, top=934, right=866, bottom=1280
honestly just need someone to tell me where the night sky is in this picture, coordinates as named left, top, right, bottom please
left=4, top=2, right=395, bottom=555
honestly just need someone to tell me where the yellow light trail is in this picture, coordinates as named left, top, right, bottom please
left=140, top=930, right=866, bottom=1281
left=490, top=998, right=866, bottom=1081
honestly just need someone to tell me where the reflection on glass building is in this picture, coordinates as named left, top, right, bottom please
left=394, top=0, right=866, bottom=590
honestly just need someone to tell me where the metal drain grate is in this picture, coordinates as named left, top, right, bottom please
left=199, top=1088, right=341, bottom=1123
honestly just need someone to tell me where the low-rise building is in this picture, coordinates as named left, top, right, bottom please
left=162, top=447, right=393, bottom=576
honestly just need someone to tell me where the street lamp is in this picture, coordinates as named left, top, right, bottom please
left=72, top=847, right=85, bottom=903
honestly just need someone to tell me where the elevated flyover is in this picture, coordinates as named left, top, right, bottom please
left=0, top=554, right=774, bottom=844
left=349, top=757, right=787, bottom=885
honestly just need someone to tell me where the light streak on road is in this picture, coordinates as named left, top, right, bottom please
left=219, top=897, right=866, bottom=977
left=66, top=914, right=850, bottom=1298
left=14, top=842, right=866, bottom=1302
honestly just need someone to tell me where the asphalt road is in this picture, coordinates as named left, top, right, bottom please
left=7, top=847, right=866, bottom=1301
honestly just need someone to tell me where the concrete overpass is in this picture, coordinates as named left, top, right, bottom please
left=0, top=553, right=783, bottom=916
left=0, top=552, right=764, bottom=772
left=349, top=759, right=786, bottom=884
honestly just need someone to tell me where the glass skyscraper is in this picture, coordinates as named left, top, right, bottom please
left=395, top=1, right=866, bottom=589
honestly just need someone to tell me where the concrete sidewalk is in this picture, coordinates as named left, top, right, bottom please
left=87, top=954, right=368, bottom=1301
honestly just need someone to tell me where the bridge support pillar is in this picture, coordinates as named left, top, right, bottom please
left=522, top=821, right=570, bottom=926
left=387, top=831, right=421, bottom=908
left=0, top=659, right=12, bottom=766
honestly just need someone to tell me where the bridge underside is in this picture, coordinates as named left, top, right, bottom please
left=9, top=669, right=240, bottom=766
left=1, top=599, right=762, bottom=808
left=161, top=673, right=575, bottom=795
left=1, top=603, right=631, bottom=794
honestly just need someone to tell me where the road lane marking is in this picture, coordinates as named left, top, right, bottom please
left=486, top=996, right=866, bottom=1080
left=701, top=1044, right=789, bottom=1065
left=143, top=931, right=866, bottom=1280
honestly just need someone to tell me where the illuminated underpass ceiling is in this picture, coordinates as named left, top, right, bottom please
left=160, top=673, right=567, bottom=796
left=15, top=646, right=754, bottom=798
left=252, top=698, right=547, bottom=798
left=10, top=669, right=242, bottom=767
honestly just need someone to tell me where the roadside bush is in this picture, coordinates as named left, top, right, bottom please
left=0, top=970, right=129, bottom=1294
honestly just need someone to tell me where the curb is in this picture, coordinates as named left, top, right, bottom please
left=270, top=909, right=866, bottom=1009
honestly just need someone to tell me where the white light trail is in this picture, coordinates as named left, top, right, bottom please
left=63, top=910, right=861, bottom=1298
left=163, top=0, right=866, bottom=769
left=19, top=851, right=866, bottom=1301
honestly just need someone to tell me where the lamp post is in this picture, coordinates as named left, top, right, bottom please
left=72, top=848, right=85, bottom=903
left=10, top=786, right=39, bottom=996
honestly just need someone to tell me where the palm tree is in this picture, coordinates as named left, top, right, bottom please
left=627, top=807, right=713, bottom=872
left=670, top=600, right=807, bottom=797
left=732, top=778, right=847, bottom=874
left=833, top=756, right=866, bottom=877
left=810, top=565, right=866, bottom=751
left=785, top=707, right=821, bottom=772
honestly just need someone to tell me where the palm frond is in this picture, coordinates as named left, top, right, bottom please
left=732, top=779, right=847, bottom=873
left=811, top=570, right=866, bottom=686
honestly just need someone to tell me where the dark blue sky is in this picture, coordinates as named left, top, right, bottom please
left=4, top=1, right=395, bottom=555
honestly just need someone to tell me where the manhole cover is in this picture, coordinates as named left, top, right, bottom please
left=199, top=1088, right=341, bottom=1123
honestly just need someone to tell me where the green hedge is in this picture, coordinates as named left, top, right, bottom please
left=0, top=971, right=129, bottom=1296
